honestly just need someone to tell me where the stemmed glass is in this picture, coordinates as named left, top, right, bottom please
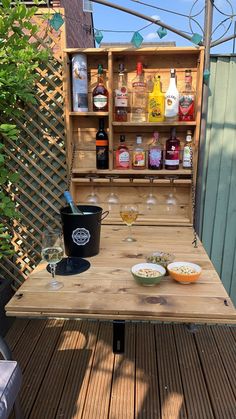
left=145, top=176, right=158, bottom=209
left=106, top=175, right=119, bottom=208
left=120, top=204, right=139, bottom=242
left=41, top=229, right=64, bottom=291
left=86, top=176, right=100, bottom=204
left=165, top=176, right=178, bottom=213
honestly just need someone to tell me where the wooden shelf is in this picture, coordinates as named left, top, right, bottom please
left=112, top=121, right=197, bottom=127
left=69, top=111, right=109, bottom=116
left=72, top=169, right=191, bottom=176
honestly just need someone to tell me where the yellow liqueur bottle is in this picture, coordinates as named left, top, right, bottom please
left=148, top=75, right=165, bottom=122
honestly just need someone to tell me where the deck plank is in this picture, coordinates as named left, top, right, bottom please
left=4, top=319, right=236, bottom=419
left=136, top=322, right=160, bottom=419
left=155, top=324, right=187, bottom=419
left=173, top=324, right=214, bottom=418
left=81, top=322, right=114, bottom=419
left=109, top=323, right=135, bottom=419
left=195, top=325, right=236, bottom=419
left=55, top=320, right=100, bottom=419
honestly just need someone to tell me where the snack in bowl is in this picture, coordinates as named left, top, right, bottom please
left=131, top=263, right=166, bottom=286
left=146, top=251, right=175, bottom=269
left=167, top=261, right=201, bottom=284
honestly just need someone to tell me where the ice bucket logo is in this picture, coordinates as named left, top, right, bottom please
left=72, top=228, right=90, bottom=246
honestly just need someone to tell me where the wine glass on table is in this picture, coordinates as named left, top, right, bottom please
left=41, top=229, right=64, bottom=290
left=120, top=204, right=139, bottom=242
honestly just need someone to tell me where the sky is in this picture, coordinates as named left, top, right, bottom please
left=90, top=0, right=236, bottom=54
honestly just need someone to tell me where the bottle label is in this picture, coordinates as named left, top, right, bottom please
left=148, top=97, right=164, bottom=121
left=117, top=150, right=130, bottom=168
left=183, top=145, right=191, bottom=167
left=165, top=94, right=179, bottom=117
left=149, top=149, right=162, bottom=168
left=133, top=151, right=145, bottom=167
left=179, top=94, right=194, bottom=120
left=165, top=146, right=179, bottom=165
left=115, top=87, right=128, bottom=107
left=94, top=94, right=108, bottom=109
left=132, top=81, right=146, bottom=89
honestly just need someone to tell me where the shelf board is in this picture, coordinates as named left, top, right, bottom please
left=112, top=121, right=197, bottom=127
left=72, top=169, right=191, bottom=176
left=69, top=112, right=109, bottom=116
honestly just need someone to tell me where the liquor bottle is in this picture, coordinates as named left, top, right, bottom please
left=148, top=75, right=165, bottom=122
left=179, top=69, right=195, bottom=121
left=114, top=63, right=128, bottom=122
left=96, top=118, right=109, bottom=169
left=71, top=53, right=88, bottom=112
left=93, top=64, right=109, bottom=112
left=63, top=191, right=83, bottom=214
left=165, top=69, right=179, bottom=122
left=130, top=62, right=147, bottom=122
left=148, top=131, right=163, bottom=170
left=132, top=135, right=146, bottom=169
left=115, top=135, right=130, bottom=169
left=183, top=130, right=193, bottom=169
left=165, top=127, right=180, bottom=170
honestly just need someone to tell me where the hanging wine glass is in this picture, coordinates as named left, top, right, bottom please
left=106, top=175, right=119, bottom=207
left=86, top=176, right=100, bottom=204
left=145, top=176, right=158, bottom=209
left=165, top=176, right=178, bottom=213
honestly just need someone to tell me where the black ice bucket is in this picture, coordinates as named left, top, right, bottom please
left=60, top=205, right=108, bottom=258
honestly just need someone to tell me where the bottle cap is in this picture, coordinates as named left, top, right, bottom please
left=136, top=135, right=142, bottom=144
left=64, top=190, right=73, bottom=204
left=170, top=68, right=176, bottom=77
left=136, top=62, right=143, bottom=74
left=120, top=135, right=125, bottom=142
left=119, top=63, right=125, bottom=73
left=153, top=131, right=159, bottom=141
left=98, top=64, right=103, bottom=74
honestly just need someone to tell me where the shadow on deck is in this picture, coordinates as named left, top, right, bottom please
left=3, top=319, right=236, bottom=419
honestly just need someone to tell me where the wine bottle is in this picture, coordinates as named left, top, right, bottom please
left=132, top=135, right=146, bottom=170
left=148, top=75, right=165, bottom=122
left=179, top=70, right=195, bottom=121
left=114, top=63, right=128, bottom=122
left=63, top=191, right=83, bottom=215
left=131, top=62, right=147, bottom=122
left=165, top=128, right=180, bottom=170
left=165, top=69, right=179, bottom=122
left=96, top=118, right=109, bottom=169
left=92, top=64, right=109, bottom=112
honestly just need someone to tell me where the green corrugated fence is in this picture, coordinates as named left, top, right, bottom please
left=197, top=55, right=236, bottom=306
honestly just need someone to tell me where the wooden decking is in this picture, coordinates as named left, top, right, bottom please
left=3, top=319, right=236, bottom=419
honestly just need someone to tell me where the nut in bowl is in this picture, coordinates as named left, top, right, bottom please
left=167, top=261, right=202, bottom=284
left=146, top=251, right=175, bottom=270
left=131, top=263, right=166, bottom=286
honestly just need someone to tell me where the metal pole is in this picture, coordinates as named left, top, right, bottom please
left=195, top=0, right=214, bottom=235
left=91, top=0, right=199, bottom=44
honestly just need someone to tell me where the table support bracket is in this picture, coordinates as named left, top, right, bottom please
left=113, top=320, right=125, bottom=354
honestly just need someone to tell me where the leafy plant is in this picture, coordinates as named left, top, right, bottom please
left=0, top=0, right=50, bottom=258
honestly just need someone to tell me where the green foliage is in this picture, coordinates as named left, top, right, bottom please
left=0, top=1, right=50, bottom=259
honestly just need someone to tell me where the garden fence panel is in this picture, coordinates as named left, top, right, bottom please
left=0, top=10, right=67, bottom=289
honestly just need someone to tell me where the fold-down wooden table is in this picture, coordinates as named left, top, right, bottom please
left=6, top=225, right=236, bottom=352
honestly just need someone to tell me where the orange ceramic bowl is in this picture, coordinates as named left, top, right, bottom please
left=167, top=261, right=202, bottom=284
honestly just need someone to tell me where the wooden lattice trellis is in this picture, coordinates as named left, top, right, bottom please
left=0, top=10, right=67, bottom=289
